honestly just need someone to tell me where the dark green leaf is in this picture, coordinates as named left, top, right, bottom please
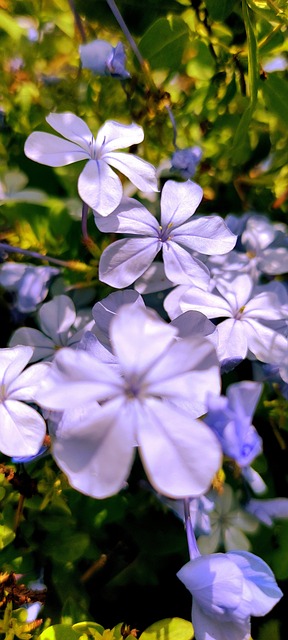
left=138, top=17, right=189, bottom=70
left=205, top=0, right=238, bottom=21
left=261, top=73, right=288, bottom=127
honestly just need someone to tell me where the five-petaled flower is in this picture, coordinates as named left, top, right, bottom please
left=34, top=303, right=221, bottom=499
left=94, top=179, right=237, bottom=288
left=24, top=112, right=158, bottom=215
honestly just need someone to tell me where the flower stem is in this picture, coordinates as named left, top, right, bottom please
left=81, top=200, right=90, bottom=242
left=184, top=498, right=201, bottom=560
left=106, top=0, right=145, bottom=67
left=67, top=0, right=87, bottom=42
left=0, top=243, right=71, bottom=267
left=165, top=105, right=178, bottom=149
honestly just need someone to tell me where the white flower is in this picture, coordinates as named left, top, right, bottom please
left=173, top=274, right=288, bottom=364
left=24, top=112, right=158, bottom=215
left=9, top=295, right=94, bottom=362
left=0, top=346, right=48, bottom=457
left=197, top=485, right=259, bottom=554
left=35, top=303, right=221, bottom=499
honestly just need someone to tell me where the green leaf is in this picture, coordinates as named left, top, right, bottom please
left=261, top=73, right=288, bottom=127
left=0, top=524, right=16, bottom=549
left=186, top=39, right=216, bottom=80
left=231, top=104, right=253, bottom=164
left=44, top=531, right=90, bottom=562
left=205, top=0, right=237, bottom=21
left=0, top=9, right=24, bottom=39
left=39, top=624, right=79, bottom=640
left=139, top=617, right=194, bottom=640
left=257, top=619, right=281, bottom=640
left=138, top=17, right=189, bottom=70
left=72, top=623, right=105, bottom=636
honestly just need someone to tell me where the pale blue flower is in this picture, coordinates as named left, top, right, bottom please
left=171, top=146, right=202, bottom=178
left=24, top=113, right=158, bottom=215
left=35, top=303, right=221, bottom=499
left=94, top=179, right=236, bottom=288
left=80, top=39, right=130, bottom=79
left=177, top=550, right=282, bottom=640
left=0, top=263, right=59, bottom=313
left=204, top=381, right=263, bottom=468
left=246, top=498, right=288, bottom=526
left=10, top=294, right=94, bottom=362
left=0, top=170, right=46, bottom=203
left=175, top=274, right=288, bottom=363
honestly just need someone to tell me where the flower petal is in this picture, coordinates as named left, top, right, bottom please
left=0, top=400, right=46, bottom=457
left=192, top=600, right=250, bottom=640
left=110, top=304, right=178, bottom=378
left=8, top=362, right=50, bottom=401
left=99, top=237, right=159, bottom=287
left=243, top=318, right=288, bottom=363
left=244, top=292, right=286, bottom=320
left=96, top=120, right=144, bottom=153
left=138, top=399, right=222, bottom=497
left=227, top=381, right=263, bottom=421
left=175, top=215, right=236, bottom=255
left=35, top=348, right=121, bottom=409
left=163, top=242, right=210, bottom=286
left=179, top=286, right=232, bottom=318
left=92, top=289, right=145, bottom=348
left=217, top=319, right=248, bottom=361
left=105, top=151, right=158, bottom=193
left=38, top=295, right=76, bottom=344
left=228, top=551, right=283, bottom=616
left=24, top=132, right=89, bottom=166
left=46, top=112, right=93, bottom=149
left=93, top=197, right=158, bottom=235
left=78, top=158, right=123, bottom=214
left=51, top=399, right=136, bottom=498
left=9, top=328, right=55, bottom=362
left=177, top=555, right=243, bottom=616
left=1, top=346, right=33, bottom=387
left=160, top=179, right=203, bottom=228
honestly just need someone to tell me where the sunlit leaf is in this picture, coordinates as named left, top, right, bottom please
left=139, top=617, right=194, bottom=640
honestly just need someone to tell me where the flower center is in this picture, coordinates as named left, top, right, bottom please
left=158, top=222, right=173, bottom=243
left=88, top=135, right=98, bottom=160
left=124, top=374, right=146, bottom=400
left=235, top=305, right=245, bottom=319
left=246, top=250, right=256, bottom=259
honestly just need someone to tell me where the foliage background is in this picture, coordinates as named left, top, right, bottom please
left=0, top=0, right=288, bottom=638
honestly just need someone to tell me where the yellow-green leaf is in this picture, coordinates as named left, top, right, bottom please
left=139, top=617, right=194, bottom=640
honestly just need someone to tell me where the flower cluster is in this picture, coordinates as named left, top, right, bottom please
left=1, top=111, right=287, bottom=639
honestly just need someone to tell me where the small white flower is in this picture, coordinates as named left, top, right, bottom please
left=24, top=112, right=158, bottom=215
left=197, top=485, right=259, bottom=554
left=9, top=295, right=94, bottom=362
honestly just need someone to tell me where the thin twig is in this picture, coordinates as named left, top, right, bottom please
left=67, top=0, right=87, bottom=42
left=0, top=243, right=71, bottom=267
